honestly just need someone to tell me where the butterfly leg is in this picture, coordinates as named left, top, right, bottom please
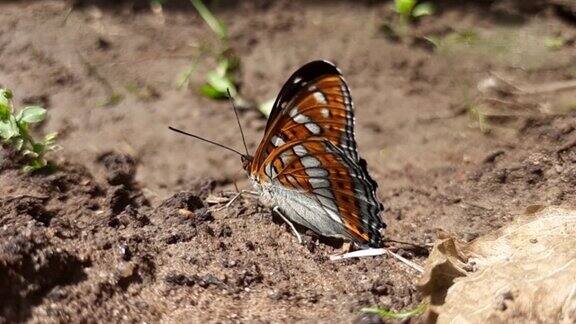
left=272, top=206, right=303, bottom=244
left=216, top=190, right=259, bottom=211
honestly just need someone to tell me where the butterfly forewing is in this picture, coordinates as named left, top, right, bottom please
left=253, top=61, right=358, bottom=166
left=250, top=60, right=384, bottom=247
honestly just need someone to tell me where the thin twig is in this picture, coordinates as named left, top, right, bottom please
left=62, top=6, right=74, bottom=26
left=490, top=72, right=576, bottom=95
left=522, top=79, right=576, bottom=95
left=2, top=194, right=49, bottom=202
left=385, top=249, right=425, bottom=273
left=383, top=238, right=434, bottom=248
left=330, top=248, right=425, bottom=274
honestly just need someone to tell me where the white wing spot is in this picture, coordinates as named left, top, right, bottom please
left=289, top=107, right=299, bottom=118
left=294, top=77, right=302, bottom=84
left=293, top=145, right=307, bottom=157
left=313, top=91, right=327, bottom=104
left=271, top=136, right=285, bottom=147
left=280, top=151, right=292, bottom=165
left=293, top=114, right=310, bottom=124
left=305, top=167, right=329, bottom=177
left=309, top=178, right=330, bottom=189
left=305, top=122, right=321, bottom=134
left=301, top=156, right=321, bottom=168
left=265, top=163, right=277, bottom=178
left=321, top=108, right=330, bottom=118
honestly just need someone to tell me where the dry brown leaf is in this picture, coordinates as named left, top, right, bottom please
left=418, top=207, right=576, bottom=323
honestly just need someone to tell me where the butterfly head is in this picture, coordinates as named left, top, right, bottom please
left=241, top=154, right=253, bottom=172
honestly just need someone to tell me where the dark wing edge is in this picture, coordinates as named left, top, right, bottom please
left=327, top=140, right=385, bottom=247
left=266, top=60, right=342, bottom=132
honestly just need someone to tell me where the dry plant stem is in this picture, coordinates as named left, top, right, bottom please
left=522, top=79, right=576, bottom=94
left=2, top=194, right=49, bottom=202
left=386, top=249, right=425, bottom=273
left=481, top=97, right=537, bottom=111
left=330, top=248, right=425, bottom=274
left=384, top=238, right=434, bottom=248
left=490, top=72, right=576, bottom=95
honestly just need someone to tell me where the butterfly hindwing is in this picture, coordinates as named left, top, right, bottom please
left=262, top=139, right=384, bottom=245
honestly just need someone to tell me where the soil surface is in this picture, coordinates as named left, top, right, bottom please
left=1, top=0, right=575, bottom=322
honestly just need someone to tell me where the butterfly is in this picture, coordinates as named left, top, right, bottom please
left=241, top=60, right=385, bottom=248
left=170, top=60, right=385, bottom=248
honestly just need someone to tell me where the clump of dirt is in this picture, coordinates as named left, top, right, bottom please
left=0, top=232, right=89, bottom=321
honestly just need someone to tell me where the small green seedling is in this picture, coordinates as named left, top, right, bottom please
left=395, top=0, right=435, bottom=22
left=199, top=56, right=239, bottom=100
left=0, top=88, right=59, bottom=172
left=380, top=0, right=435, bottom=41
left=361, top=302, right=427, bottom=320
left=188, top=0, right=241, bottom=101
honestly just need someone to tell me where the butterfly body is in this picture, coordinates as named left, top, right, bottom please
left=243, top=60, right=385, bottom=248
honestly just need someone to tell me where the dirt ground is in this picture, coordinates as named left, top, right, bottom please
left=1, top=0, right=575, bottom=322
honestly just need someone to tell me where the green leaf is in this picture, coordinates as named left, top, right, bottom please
left=0, top=116, right=20, bottom=139
left=258, top=98, right=275, bottom=118
left=0, top=89, right=13, bottom=120
left=22, top=158, right=47, bottom=173
left=0, top=121, right=11, bottom=139
left=0, top=106, right=9, bottom=120
left=12, top=137, right=24, bottom=151
left=199, top=84, right=227, bottom=99
left=215, top=59, right=230, bottom=76
left=22, top=165, right=36, bottom=173
left=412, top=2, right=435, bottom=18
left=395, top=0, right=416, bottom=16
left=1, top=89, right=13, bottom=100
left=32, top=142, right=45, bottom=154
left=204, top=69, right=238, bottom=98
left=423, top=36, right=440, bottom=48
left=19, top=106, right=46, bottom=123
left=44, top=132, right=58, bottom=144
left=190, top=0, right=227, bottom=40
left=361, top=303, right=427, bottom=320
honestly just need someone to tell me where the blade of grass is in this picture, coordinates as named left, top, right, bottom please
left=190, top=0, right=227, bottom=40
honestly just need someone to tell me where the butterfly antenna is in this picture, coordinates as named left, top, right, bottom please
left=227, top=89, right=250, bottom=157
left=168, top=126, right=245, bottom=157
